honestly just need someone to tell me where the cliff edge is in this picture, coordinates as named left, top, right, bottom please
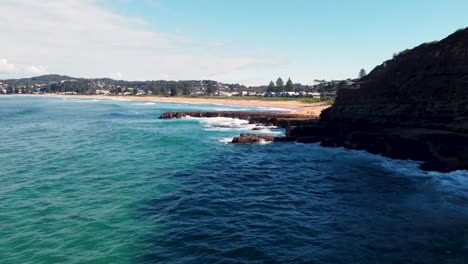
left=317, top=28, right=468, bottom=171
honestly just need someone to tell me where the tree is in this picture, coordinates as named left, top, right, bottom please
left=275, top=77, right=284, bottom=92
left=359, top=69, right=367, bottom=78
left=153, top=85, right=160, bottom=95
left=267, top=81, right=275, bottom=93
left=181, top=84, right=193, bottom=95
left=294, top=84, right=305, bottom=93
left=285, top=78, right=294, bottom=92
left=170, top=86, right=178, bottom=96
left=206, top=83, right=217, bottom=95
left=160, top=86, right=168, bottom=96
left=7, top=85, right=14, bottom=94
left=337, top=80, right=348, bottom=90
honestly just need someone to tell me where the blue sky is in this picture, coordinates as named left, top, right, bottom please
left=1, top=0, right=467, bottom=85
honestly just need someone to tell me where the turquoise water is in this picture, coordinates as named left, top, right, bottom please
left=1, top=96, right=468, bottom=263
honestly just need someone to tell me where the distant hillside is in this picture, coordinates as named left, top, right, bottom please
left=4, top=74, right=77, bottom=84
left=1, top=74, right=349, bottom=96
left=0, top=74, right=249, bottom=96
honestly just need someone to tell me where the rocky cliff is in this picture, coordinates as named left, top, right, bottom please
left=316, top=28, right=468, bottom=172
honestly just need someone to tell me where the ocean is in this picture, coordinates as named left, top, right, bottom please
left=1, top=96, right=468, bottom=263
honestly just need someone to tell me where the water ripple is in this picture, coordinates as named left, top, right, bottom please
left=1, top=97, right=468, bottom=263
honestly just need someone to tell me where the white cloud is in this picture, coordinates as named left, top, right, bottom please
left=109, top=72, right=123, bottom=80
left=0, top=0, right=282, bottom=84
left=0, top=58, right=16, bottom=73
left=27, top=65, right=48, bottom=75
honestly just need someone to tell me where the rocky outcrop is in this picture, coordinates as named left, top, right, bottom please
left=308, top=28, right=468, bottom=172
left=232, top=134, right=276, bottom=144
left=159, top=111, right=316, bottom=144
left=230, top=133, right=298, bottom=144
left=159, top=111, right=318, bottom=128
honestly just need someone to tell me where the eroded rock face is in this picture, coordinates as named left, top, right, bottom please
left=318, top=28, right=468, bottom=172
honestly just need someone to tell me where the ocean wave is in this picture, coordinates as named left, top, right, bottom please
left=108, top=98, right=131, bottom=101
left=428, top=170, right=468, bottom=202
left=70, top=99, right=103, bottom=103
left=218, top=137, right=274, bottom=145
left=184, top=117, right=257, bottom=131
left=132, top=102, right=157, bottom=106
left=256, top=106, right=293, bottom=112
left=4, top=96, right=468, bottom=263
left=332, top=146, right=468, bottom=201
left=261, top=128, right=285, bottom=136
left=258, top=139, right=273, bottom=145
left=219, top=137, right=234, bottom=144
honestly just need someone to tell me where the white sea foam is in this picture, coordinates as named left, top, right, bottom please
left=256, top=106, right=292, bottom=112
left=184, top=117, right=258, bottom=131
left=428, top=170, right=468, bottom=200
left=211, top=107, right=251, bottom=111
left=219, top=137, right=234, bottom=144
left=109, top=98, right=130, bottom=101
left=262, top=128, right=285, bottom=136
left=74, top=99, right=102, bottom=103
left=133, top=102, right=157, bottom=106
left=183, top=116, right=286, bottom=144
left=336, top=147, right=468, bottom=200
left=258, top=139, right=273, bottom=145
left=218, top=137, right=274, bottom=145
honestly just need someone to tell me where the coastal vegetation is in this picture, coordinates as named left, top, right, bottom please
left=178, top=95, right=329, bottom=104
left=358, top=69, right=367, bottom=78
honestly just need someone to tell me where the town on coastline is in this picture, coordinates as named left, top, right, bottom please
left=0, top=73, right=365, bottom=101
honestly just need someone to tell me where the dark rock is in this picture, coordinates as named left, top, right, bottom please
left=252, top=127, right=265, bottom=131
left=321, top=138, right=338, bottom=148
left=232, top=134, right=276, bottom=144
left=159, top=111, right=315, bottom=128
left=287, top=125, right=324, bottom=137
left=273, top=136, right=297, bottom=142
left=296, top=136, right=321, bottom=144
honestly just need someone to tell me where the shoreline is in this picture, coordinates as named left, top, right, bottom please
left=5, top=94, right=331, bottom=116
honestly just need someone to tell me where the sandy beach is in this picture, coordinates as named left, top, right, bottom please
left=9, top=94, right=331, bottom=116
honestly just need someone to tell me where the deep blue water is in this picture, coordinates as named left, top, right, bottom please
left=1, top=96, right=468, bottom=263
